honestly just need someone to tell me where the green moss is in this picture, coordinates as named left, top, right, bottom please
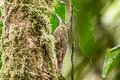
left=0, top=0, right=63, bottom=80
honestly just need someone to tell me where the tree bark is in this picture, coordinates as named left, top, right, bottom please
left=0, top=0, right=62, bottom=80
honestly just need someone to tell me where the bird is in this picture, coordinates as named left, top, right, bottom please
left=53, top=13, right=68, bottom=69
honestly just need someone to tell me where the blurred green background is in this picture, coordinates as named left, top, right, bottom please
left=0, top=0, right=120, bottom=80
left=62, top=0, right=120, bottom=80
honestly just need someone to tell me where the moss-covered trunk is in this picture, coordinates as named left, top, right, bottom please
left=0, top=0, right=61, bottom=80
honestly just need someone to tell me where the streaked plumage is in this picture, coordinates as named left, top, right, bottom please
left=53, top=22, right=68, bottom=69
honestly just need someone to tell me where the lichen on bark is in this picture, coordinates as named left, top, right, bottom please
left=0, top=0, right=62, bottom=80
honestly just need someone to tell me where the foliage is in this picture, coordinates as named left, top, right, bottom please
left=102, top=46, right=120, bottom=78
left=74, top=11, right=95, bottom=58
left=73, top=0, right=95, bottom=58
left=51, top=1, right=66, bottom=34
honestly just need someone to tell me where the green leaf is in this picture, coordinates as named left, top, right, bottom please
left=50, top=1, right=66, bottom=34
left=102, top=46, right=120, bottom=78
left=73, top=0, right=95, bottom=58
left=74, top=11, right=95, bottom=58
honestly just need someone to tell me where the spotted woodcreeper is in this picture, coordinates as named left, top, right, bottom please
left=53, top=13, right=68, bottom=69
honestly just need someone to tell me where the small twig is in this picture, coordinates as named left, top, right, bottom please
left=71, top=41, right=75, bottom=80
left=70, top=0, right=74, bottom=80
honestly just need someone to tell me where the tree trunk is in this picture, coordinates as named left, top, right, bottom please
left=0, top=0, right=62, bottom=80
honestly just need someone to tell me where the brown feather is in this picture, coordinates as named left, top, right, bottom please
left=53, top=22, right=68, bottom=69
